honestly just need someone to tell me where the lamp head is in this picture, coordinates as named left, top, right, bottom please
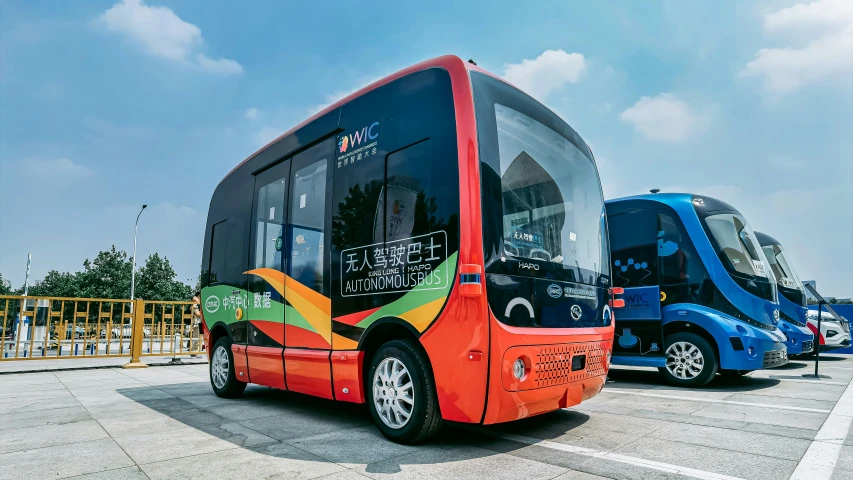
left=142, top=204, right=148, bottom=210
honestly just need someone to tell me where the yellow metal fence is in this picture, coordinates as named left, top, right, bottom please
left=0, top=296, right=204, bottom=362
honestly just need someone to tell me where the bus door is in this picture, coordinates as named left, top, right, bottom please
left=282, top=139, right=334, bottom=399
left=608, top=205, right=665, bottom=359
left=246, top=158, right=291, bottom=389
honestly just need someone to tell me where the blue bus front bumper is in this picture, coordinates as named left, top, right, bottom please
left=777, top=320, right=814, bottom=355
left=716, top=318, right=788, bottom=371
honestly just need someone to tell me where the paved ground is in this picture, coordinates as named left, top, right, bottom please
left=0, top=355, right=207, bottom=374
left=1, top=355, right=851, bottom=480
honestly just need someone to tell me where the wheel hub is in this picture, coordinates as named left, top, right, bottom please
left=373, top=357, right=414, bottom=429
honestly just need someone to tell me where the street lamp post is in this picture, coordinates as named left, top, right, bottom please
left=130, top=205, right=148, bottom=307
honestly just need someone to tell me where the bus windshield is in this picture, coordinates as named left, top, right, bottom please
left=762, top=243, right=806, bottom=307
left=703, top=212, right=777, bottom=301
left=494, top=104, right=605, bottom=274
left=473, top=71, right=608, bottom=287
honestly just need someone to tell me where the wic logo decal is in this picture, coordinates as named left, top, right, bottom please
left=339, top=121, right=380, bottom=153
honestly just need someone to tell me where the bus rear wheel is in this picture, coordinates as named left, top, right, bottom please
left=210, top=336, right=246, bottom=398
left=366, top=339, right=441, bottom=444
left=658, top=332, right=718, bottom=387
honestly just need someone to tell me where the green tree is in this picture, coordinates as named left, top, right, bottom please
left=135, top=253, right=192, bottom=301
left=0, top=272, right=11, bottom=295
left=77, top=246, right=133, bottom=299
left=26, top=270, right=81, bottom=298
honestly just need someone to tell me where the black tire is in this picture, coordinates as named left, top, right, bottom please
left=719, top=369, right=753, bottom=377
left=210, top=336, right=246, bottom=398
left=658, top=332, right=718, bottom=387
left=366, top=339, right=441, bottom=444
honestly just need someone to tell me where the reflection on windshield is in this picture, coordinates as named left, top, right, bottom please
left=494, top=103, right=605, bottom=276
left=705, top=213, right=773, bottom=280
left=763, top=244, right=806, bottom=306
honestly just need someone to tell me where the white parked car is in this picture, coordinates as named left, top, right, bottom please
left=101, top=325, right=152, bottom=339
left=806, top=310, right=851, bottom=353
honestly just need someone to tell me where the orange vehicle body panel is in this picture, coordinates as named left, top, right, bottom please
left=331, top=350, right=365, bottom=403
left=245, top=346, right=285, bottom=390
left=230, top=344, right=250, bottom=383
left=284, top=348, right=333, bottom=399
left=213, top=55, right=614, bottom=425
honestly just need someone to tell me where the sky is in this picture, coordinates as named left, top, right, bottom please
left=1, top=0, right=851, bottom=297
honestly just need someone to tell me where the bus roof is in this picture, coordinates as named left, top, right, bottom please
left=754, top=231, right=782, bottom=247
left=218, top=55, right=513, bottom=186
left=605, top=192, right=738, bottom=214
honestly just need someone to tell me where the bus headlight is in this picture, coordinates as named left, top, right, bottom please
left=513, top=359, right=526, bottom=379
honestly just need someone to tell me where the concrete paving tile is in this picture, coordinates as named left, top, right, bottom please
left=152, top=382, right=212, bottom=397
left=459, top=435, right=672, bottom=480
left=744, top=422, right=818, bottom=441
left=141, top=441, right=345, bottom=480
left=195, top=421, right=278, bottom=448
left=583, top=394, right=708, bottom=415
left=239, top=407, right=372, bottom=442
left=0, top=389, right=74, bottom=409
left=207, top=400, right=311, bottom=422
left=551, top=470, right=613, bottom=480
left=574, top=405, right=752, bottom=431
left=112, top=424, right=244, bottom=464
left=830, top=444, right=853, bottom=480
left=0, top=419, right=109, bottom=454
left=0, top=405, right=91, bottom=431
left=690, top=402, right=828, bottom=430
left=647, top=422, right=811, bottom=461
left=287, top=425, right=420, bottom=467
left=314, top=471, right=373, bottom=480
left=0, top=393, right=80, bottom=413
left=0, top=372, right=60, bottom=387
left=0, top=381, right=68, bottom=394
left=84, top=396, right=199, bottom=419
left=0, top=438, right=134, bottom=480
left=724, top=392, right=837, bottom=410
left=98, top=409, right=220, bottom=437
left=614, top=436, right=797, bottom=480
left=355, top=443, right=568, bottom=479
left=115, top=387, right=176, bottom=402
left=65, top=466, right=150, bottom=480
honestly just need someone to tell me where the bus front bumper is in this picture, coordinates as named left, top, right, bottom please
left=720, top=323, right=788, bottom=371
left=778, top=321, right=815, bottom=355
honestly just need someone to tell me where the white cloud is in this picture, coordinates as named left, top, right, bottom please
left=98, top=0, right=242, bottom=75
left=764, top=0, right=853, bottom=34
left=741, top=0, right=853, bottom=94
left=253, top=126, right=283, bottom=148
left=244, top=107, right=259, bottom=120
left=502, top=49, right=587, bottom=100
left=196, top=53, right=243, bottom=75
left=619, top=93, right=710, bottom=142
left=21, top=158, right=94, bottom=179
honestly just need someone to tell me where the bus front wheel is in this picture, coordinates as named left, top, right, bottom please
left=366, top=339, right=442, bottom=444
left=658, top=332, right=718, bottom=387
left=210, top=336, right=246, bottom=398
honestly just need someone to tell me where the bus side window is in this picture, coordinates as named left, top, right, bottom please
left=209, top=220, right=228, bottom=285
left=290, top=139, right=333, bottom=296
left=608, top=208, right=658, bottom=288
left=657, top=211, right=708, bottom=304
left=384, top=140, right=450, bottom=241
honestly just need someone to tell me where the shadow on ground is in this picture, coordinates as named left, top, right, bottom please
left=607, top=367, right=782, bottom=392
left=116, top=382, right=590, bottom=474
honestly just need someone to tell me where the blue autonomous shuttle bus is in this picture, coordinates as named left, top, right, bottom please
left=754, top=232, right=815, bottom=356
left=605, top=193, right=788, bottom=387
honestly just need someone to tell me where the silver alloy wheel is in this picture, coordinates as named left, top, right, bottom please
left=212, top=345, right=229, bottom=389
left=373, top=357, right=415, bottom=429
left=665, top=341, right=704, bottom=379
